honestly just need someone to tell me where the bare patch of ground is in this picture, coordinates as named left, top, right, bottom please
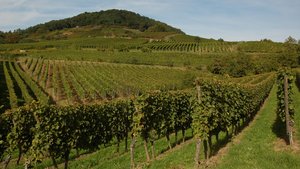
left=273, top=128, right=300, bottom=154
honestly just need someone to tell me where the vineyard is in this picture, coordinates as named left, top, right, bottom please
left=0, top=58, right=204, bottom=108
left=0, top=7, right=300, bottom=169
left=0, top=39, right=298, bottom=169
left=142, top=41, right=237, bottom=53
left=1, top=35, right=286, bottom=56
left=0, top=69, right=279, bottom=169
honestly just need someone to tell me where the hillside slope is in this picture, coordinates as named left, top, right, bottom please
left=0, top=9, right=185, bottom=43
left=26, top=9, right=183, bottom=33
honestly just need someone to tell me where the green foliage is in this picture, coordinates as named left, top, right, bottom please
left=23, top=9, right=182, bottom=36
left=237, top=41, right=285, bottom=53
left=3, top=62, right=18, bottom=108
left=143, top=41, right=235, bottom=53
left=17, top=58, right=200, bottom=105
left=2, top=31, right=21, bottom=44
left=191, top=101, right=210, bottom=140
left=141, top=47, right=152, bottom=53
left=296, top=70, right=300, bottom=89
left=2, top=90, right=194, bottom=166
left=0, top=31, right=5, bottom=44
left=0, top=113, right=12, bottom=159
left=8, top=61, right=34, bottom=103
left=209, top=53, right=280, bottom=77
left=209, top=54, right=255, bottom=77
left=2, top=100, right=133, bottom=167
left=276, top=69, right=294, bottom=122
left=278, top=41, right=299, bottom=68
left=172, top=92, right=193, bottom=134
left=285, top=36, right=297, bottom=44
left=14, top=61, right=50, bottom=104
left=215, top=86, right=300, bottom=169
left=0, top=63, right=10, bottom=112
left=193, top=73, right=275, bottom=140
left=7, top=102, right=39, bottom=157
left=30, top=104, right=77, bottom=166
left=209, top=58, right=228, bottom=75
left=137, top=91, right=193, bottom=142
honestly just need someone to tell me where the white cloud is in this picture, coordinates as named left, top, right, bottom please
left=0, top=0, right=27, bottom=8
left=0, top=10, right=40, bottom=25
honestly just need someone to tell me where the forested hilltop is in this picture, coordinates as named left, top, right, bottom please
left=25, top=9, right=183, bottom=33
left=0, top=9, right=183, bottom=43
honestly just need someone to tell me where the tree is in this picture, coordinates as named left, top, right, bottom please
left=261, top=38, right=273, bottom=42
left=285, top=36, right=297, bottom=44
left=209, top=53, right=255, bottom=77
left=208, top=58, right=227, bottom=75
left=0, top=31, right=5, bottom=44
left=5, top=31, right=21, bottom=43
left=279, top=36, right=299, bottom=68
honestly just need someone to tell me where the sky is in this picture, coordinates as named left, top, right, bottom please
left=0, top=0, right=299, bottom=42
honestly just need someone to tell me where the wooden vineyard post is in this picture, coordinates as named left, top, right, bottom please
left=194, top=84, right=202, bottom=167
left=130, top=136, right=136, bottom=169
left=195, top=138, right=201, bottom=167
left=284, top=75, right=293, bottom=145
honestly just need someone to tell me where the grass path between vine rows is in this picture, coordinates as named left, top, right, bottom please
left=214, top=84, right=300, bottom=169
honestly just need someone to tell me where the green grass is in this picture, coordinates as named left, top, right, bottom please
left=65, top=129, right=194, bottom=169
left=215, top=85, right=300, bottom=169
left=293, top=80, right=300, bottom=142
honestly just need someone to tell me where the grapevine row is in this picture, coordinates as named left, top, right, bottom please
left=18, top=59, right=192, bottom=105
left=8, top=61, right=34, bottom=103
left=0, top=73, right=275, bottom=168
left=276, top=69, right=294, bottom=122
left=193, top=73, right=275, bottom=164
left=3, top=62, right=18, bottom=108
left=14, top=62, right=50, bottom=104
left=143, top=42, right=235, bottom=53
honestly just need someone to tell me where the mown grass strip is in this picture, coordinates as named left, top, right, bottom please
left=215, top=86, right=300, bottom=169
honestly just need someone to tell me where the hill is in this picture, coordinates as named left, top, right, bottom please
left=0, top=9, right=184, bottom=43
left=26, top=9, right=183, bottom=33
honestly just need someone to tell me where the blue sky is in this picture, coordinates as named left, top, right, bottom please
left=0, top=0, right=299, bottom=42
